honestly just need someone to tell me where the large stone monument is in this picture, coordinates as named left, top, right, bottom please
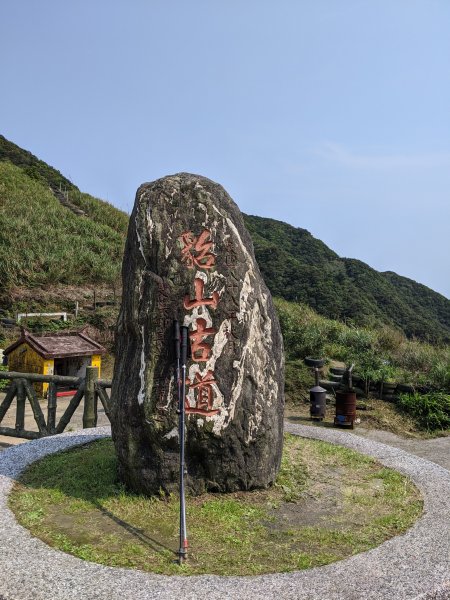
left=110, top=173, right=284, bottom=495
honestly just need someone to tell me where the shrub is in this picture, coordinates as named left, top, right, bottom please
left=429, top=362, right=450, bottom=390
left=376, top=326, right=405, bottom=353
left=0, top=364, right=8, bottom=390
left=397, top=392, right=450, bottom=431
left=274, top=297, right=450, bottom=403
left=284, top=360, right=313, bottom=404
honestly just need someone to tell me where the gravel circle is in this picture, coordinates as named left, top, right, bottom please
left=0, top=424, right=449, bottom=600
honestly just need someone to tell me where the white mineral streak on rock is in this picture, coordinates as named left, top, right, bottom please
left=154, top=221, right=163, bottom=248
left=196, top=270, right=208, bottom=284
left=216, top=291, right=277, bottom=440
left=208, top=381, right=224, bottom=419
left=135, top=216, right=146, bottom=264
left=185, top=364, right=198, bottom=408
left=146, top=203, right=154, bottom=231
left=183, top=306, right=213, bottom=329
left=198, top=202, right=209, bottom=229
left=163, top=427, right=178, bottom=440
left=198, top=202, right=221, bottom=247
left=165, top=201, right=177, bottom=258
left=205, top=319, right=230, bottom=373
left=210, top=268, right=251, bottom=431
left=226, top=217, right=252, bottom=263
left=210, top=203, right=226, bottom=220
left=161, top=375, right=175, bottom=410
left=137, top=325, right=146, bottom=405
left=227, top=304, right=260, bottom=428
left=208, top=270, right=226, bottom=295
left=260, top=293, right=278, bottom=408
left=261, top=293, right=272, bottom=342
left=137, top=271, right=144, bottom=299
left=236, top=270, right=253, bottom=324
left=244, top=303, right=269, bottom=443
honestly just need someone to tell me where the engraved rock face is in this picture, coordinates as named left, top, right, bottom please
left=110, top=173, right=284, bottom=496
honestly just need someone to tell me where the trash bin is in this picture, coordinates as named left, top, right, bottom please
left=334, top=390, right=356, bottom=429
left=310, top=385, right=327, bottom=420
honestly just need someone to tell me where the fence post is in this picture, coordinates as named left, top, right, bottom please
left=15, top=379, right=26, bottom=432
left=47, top=382, right=57, bottom=434
left=83, top=367, right=98, bottom=429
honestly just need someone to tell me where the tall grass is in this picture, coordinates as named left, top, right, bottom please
left=275, top=297, right=450, bottom=392
left=68, top=190, right=129, bottom=235
left=0, top=162, right=125, bottom=289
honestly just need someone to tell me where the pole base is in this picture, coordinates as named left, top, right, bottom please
left=177, top=539, right=189, bottom=564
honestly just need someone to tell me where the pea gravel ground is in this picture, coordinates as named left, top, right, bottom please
left=0, top=423, right=449, bottom=600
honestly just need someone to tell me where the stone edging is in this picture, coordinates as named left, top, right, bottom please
left=0, top=424, right=448, bottom=600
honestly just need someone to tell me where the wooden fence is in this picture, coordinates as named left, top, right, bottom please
left=0, top=367, right=111, bottom=439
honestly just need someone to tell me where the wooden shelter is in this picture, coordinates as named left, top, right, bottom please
left=4, top=329, right=106, bottom=396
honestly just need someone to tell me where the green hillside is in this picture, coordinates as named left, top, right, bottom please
left=0, top=134, right=77, bottom=193
left=0, top=162, right=125, bottom=290
left=244, top=215, right=450, bottom=343
left=1, top=134, right=449, bottom=343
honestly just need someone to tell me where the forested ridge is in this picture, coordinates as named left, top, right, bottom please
left=1, top=134, right=449, bottom=342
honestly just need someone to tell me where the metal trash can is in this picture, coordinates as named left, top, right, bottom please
left=334, top=390, right=357, bottom=429
left=310, top=385, right=327, bottom=420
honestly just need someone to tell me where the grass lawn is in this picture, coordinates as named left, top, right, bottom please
left=9, top=435, right=422, bottom=576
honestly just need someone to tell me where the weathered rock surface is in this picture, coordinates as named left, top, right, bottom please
left=110, top=173, right=284, bottom=495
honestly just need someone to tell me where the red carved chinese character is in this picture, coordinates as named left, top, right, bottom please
left=189, top=318, right=216, bottom=362
left=184, top=277, right=220, bottom=310
left=180, top=230, right=215, bottom=269
left=185, top=371, right=220, bottom=415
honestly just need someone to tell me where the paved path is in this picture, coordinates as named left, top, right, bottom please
left=354, top=427, right=450, bottom=472
left=0, top=425, right=450, bottom=599
left=0, top=390, right=110, bottom=448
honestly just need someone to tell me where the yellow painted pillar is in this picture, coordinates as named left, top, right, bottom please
left=42, top=359, right=54, bottom=396
left=91, top=354, right=101, bottom=378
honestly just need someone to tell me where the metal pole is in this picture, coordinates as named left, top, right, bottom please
left=178, top=325, right=189, bottom=563
left=174, top=321, right=181, bottom=412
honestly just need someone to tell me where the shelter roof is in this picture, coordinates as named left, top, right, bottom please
left=4, top=329, right=106, bottom=359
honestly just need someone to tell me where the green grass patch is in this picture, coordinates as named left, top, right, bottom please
left=397, top=392, right=450, bottom=431
left=0, top=162, right=125, bottom=289
left=9, top=435, right=422, bottom=576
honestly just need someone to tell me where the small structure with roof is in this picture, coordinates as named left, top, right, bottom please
left=4, top=328, right=106, bottom=396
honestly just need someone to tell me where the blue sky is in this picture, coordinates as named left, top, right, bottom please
left=1, top=1, right=449, bottom=297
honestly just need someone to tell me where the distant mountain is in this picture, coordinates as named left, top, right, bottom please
left=244, top=215, right=450, bottom=342
left=1, top=134, right=449, bottom=342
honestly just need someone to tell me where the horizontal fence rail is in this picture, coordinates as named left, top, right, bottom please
left=0, top=371, right=81, bottom=384
left=0, top=368, right=112, bottom=439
